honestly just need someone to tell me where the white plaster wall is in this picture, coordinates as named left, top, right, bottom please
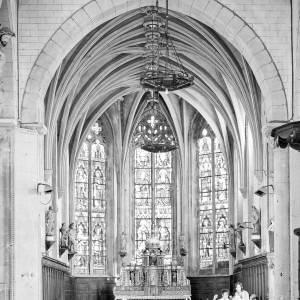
left=14, top=128, right=42, bottom=300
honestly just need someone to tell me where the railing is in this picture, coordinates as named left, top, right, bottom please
left=42, top=256, right=70, bottom=300
left=233, top=254, right=268, bottom=299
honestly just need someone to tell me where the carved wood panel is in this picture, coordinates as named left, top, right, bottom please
left=189, top=276, right=230, bottom=300
left=232, top=254, right=268, bottom=299
left=42, top=256, right=70, bottom=300
left=72, top=277, right=114, bottom=300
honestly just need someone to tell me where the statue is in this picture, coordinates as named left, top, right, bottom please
left=228, top=224, right=236, bottom=252
left=252, top=206, right=261, bottom=234
left=59, top=223, right=68, bottom=248
left=45, top=206, right=55, bottom=236
left=179, top=233, right=187, bottom=256
left=236, top=223, right=244, bottom=246
left=120, top=231, right=127, bottom=261
left=68, top=223, right=77, bottom=253
left=268, top=219, right=274, bottom=252
left=120, top=231, right=127, bottom=252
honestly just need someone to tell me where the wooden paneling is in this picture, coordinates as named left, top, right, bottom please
left=42, top=256, right=70, bottom=300
left=65, top=275, right=73, bottom=300
left=189, top=276, right=230, bottom=300
left=232, top=255, right=268, bottom=300
left=72, top=277, right=115, bottom=300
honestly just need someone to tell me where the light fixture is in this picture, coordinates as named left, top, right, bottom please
left=37, top=183, right=53, bottom=194
left=270, top=121, right=300, bottom=151
left=0, top=24, right=15, bottom=47
left=133, top=91, right=178, bottom=153
left=140, top=1, right=194, bottom=92
left=254, top=185, right=274, bottom=197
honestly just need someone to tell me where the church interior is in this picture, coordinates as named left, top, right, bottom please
left=0, top=0, right=300, bottom=299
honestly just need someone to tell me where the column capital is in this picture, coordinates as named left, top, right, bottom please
left=20, top=122, right=47, bottom=135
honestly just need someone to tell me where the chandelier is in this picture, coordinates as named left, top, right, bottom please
left=133, top=92, right=178, bottom=153
left=140, top=1, right=194, bottom=93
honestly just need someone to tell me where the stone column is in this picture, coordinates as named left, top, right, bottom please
left=273, top=147, right=290, bottom=299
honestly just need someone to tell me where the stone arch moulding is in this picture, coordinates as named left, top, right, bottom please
left=21, top=0, right=287, bottom=125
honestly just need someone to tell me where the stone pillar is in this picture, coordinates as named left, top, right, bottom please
left=14, top=128, right=42, bottom=300
left=273, top=147, right=290, bottom=300
left=0, top=124, right=14, bottom=300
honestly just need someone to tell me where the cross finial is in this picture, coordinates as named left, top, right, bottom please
left=147, top=115, right=158, bottom=128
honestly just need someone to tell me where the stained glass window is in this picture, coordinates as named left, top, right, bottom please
left=134, top=148, right=173, bottom=265
left=198, top=127, right=229, bottom=273
left=74, top=122, right=107, bottom=275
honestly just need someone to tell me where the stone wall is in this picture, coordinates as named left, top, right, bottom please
left=17, top=0, right=291, bottom=123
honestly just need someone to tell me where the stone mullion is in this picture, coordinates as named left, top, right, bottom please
left=151, top=153, right=155, bottom=233
left=88, top=142, right=93, bottom=274
left=211, top=135, right=216, bottom=274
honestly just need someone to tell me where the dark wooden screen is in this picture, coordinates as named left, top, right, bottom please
left=65, top=274, right=72, bottom=300
left=232, top=254, right=268, bottom=299
left=189, top=276, right=230, bottom=300
left=42, top=256, right=70, bottom=300
left=72, top=277, right=115, bottom=300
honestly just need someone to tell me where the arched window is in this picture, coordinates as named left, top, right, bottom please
left=74, top=122, right=107, bottom=275
left=133, top=96, right=176, bottom=265
left=198, top=127, right=229, bottom=274
left=134, top=149, right=173, bottom=265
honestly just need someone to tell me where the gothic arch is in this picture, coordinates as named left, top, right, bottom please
left=21, top=0, right=287, bottom=124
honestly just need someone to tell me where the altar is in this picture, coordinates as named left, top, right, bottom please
left=114, top=236, right=191, bottom=300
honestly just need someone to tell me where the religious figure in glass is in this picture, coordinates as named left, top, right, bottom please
left=137, top=220, right=150, bottom=241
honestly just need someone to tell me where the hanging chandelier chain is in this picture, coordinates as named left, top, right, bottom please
left=140, top=1, right=194, bottom=92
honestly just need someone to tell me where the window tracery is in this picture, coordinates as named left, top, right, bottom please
left=197, top=126, right=229, bottom=273
left=74, top=122, right=107, bottom=275
left=133, top=148, right=174, bottom=265
left=132, top=96, right=176, bottom=265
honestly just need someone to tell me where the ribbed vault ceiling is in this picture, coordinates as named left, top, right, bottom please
left=44, top=7, right=262, bottom=176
